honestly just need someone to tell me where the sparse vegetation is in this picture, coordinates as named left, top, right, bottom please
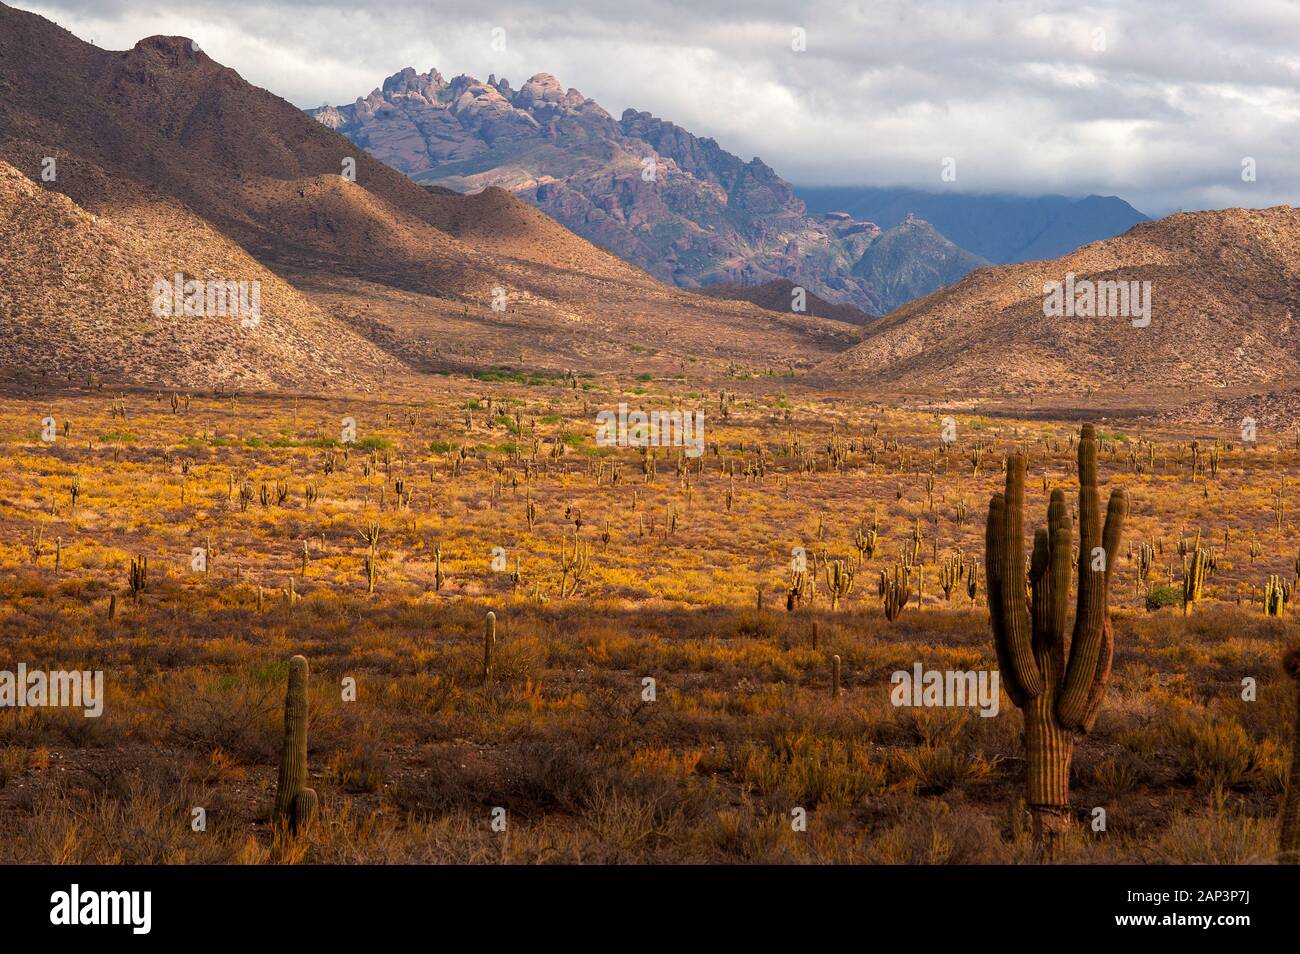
left=0, top=382, right=1295, bottom=864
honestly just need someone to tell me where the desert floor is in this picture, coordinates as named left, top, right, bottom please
left=0, top=373, right=1294, bottom=863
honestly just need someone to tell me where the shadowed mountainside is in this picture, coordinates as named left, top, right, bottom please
left=0, top=4, right=855, bottom=389
left=818, top=207, right=1300, bottom=393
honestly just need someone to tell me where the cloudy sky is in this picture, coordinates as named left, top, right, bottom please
left=16, top=0, right=1300, bottom=216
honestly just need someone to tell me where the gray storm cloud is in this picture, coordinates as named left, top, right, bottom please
left=16, top=0, right=1300, bottom=215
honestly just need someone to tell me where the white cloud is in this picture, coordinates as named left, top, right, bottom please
left=16, top=0, right=1300, bottom=215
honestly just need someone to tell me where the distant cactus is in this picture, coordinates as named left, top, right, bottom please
left=786, top=566, right=813, bottom=611
left=273, top=655, right=317, bottom=834
left=482, top=611, right=496, bottom=685
left=359, top=522, right=380, bottom=593
left=1135, top=540, right=1155, bottom=602
left=559, top=534, right=590, bottom=598
left=128, top=556, right=147, bottom=601
left=939, top=551, right=965, bottom=600
left=853, top=524, right=878, bottom=562
left=985, top=424, right=1126, bottom=851
left=1265, top=576, right=1289, bottom=617
left=824, top=559, right=854, bottom=610
left=1182, top=547, right=1209, bottom=614
left=880, top=565, right=908, bottom=622
left=831, top=654, right=842, bottom=699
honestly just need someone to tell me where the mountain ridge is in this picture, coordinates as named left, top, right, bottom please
left=798, top=186, right=1149, bottom=265
left=0, top=3, right=856, bottom=389
left=817, top=205, right=1300, bottom=393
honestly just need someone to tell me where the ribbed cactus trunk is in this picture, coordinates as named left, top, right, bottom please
left=274, top=655, right=316, bottom=832
left=987, top=425, right=1126, bottom=855
left=1280, top=647, right=1300, bottom=863
left=1023, top=665, right=1072, bottom=837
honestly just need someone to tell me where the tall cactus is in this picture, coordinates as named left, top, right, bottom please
left=986, top=424, right=1127, bottom=850
left=1280, top=646, right=1300, bottom=864
left=824, top=559, right=855, bottom=610
left=1265, top=576, right=1289, bottom=617
left=482, top=610, right=496, bottom=685
left=273, top=655, right=317, bottom=834
left=1182, top=547, right=1209, bottom=615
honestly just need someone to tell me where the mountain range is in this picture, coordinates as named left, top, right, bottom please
left=2, top=1, right=1297, bottom=413
left=312, top=68, right=1149, bottom=317
left=311, top=68, right=1031, bottom=314
left=0, top=3, right=853, bottom=391
left=798, top=187, right=1150, bottom=265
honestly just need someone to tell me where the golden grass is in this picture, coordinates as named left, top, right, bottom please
left=0, top=380, right=1296, bottom=863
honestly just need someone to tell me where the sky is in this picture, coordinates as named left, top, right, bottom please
left=15, top=0, right=1300, bottom=216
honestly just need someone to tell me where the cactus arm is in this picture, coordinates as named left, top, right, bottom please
left=986, top=494, right=1028, bottom=707
left=1058, top=461, right=1127, bottom=732
left=1045, top=490, right=1072, bottom=656
left=995, top=454, right=1044, bottom=700
left=1066, top=487, right=1129, bottom=730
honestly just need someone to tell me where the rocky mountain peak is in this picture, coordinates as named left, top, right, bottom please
left=380, top=66, right=445, bottom=102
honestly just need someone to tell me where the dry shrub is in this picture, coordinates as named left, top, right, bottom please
left=869, top=802, right=1009, bottom=864
left=734, top=733, right=887, bottom=810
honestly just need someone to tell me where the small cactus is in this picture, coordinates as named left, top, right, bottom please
left=128, top=555, right=147, bottom=601
left=273, top=655, right=317, bottom=834
left=482, top=611, right=496, bottom=686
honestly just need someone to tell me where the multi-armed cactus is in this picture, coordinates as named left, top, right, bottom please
left=986, top=424, right=1126, bottom=849
left=786, top=564, right=814, bottom=611
left=359, top=522, right=380, bottom=593
left=128, top=555, right=148, bottom=601
left=1264, top=576, right=1289, bottom=617
left=1281, top=646, right=1300, bottom=864
left=1134, top=540, right=1155, bottom=603
left=824, top=559, right=855, bottom=610
left=273, top=655, right=318, bottom=834
left=879, top=564, right=908, bottom=621
left=559, top=533, right=590, bottom=598
left=939, top=551, right=966, bottom=600
left=853, top=523, right=878, bottom=563
left=1182, top=546, right=1209, bottom=614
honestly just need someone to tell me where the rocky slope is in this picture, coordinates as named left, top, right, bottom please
left=818, top=207, right=1300, bottom=393
left=852, top=216, right=989, bottom=314
left=691, top=279, right=872, bottom=325
left=0, top=3, right=856, bottom=388
left=0, top=160, right=395, bottom=391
